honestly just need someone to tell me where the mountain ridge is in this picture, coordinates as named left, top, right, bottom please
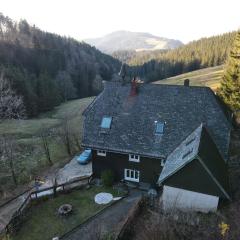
left=84, top=30, right=183, bottom=53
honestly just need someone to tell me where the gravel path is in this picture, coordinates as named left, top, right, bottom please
left=61, top=190, right=142, bottom=240
left=0, top=192, right=29, bottom=233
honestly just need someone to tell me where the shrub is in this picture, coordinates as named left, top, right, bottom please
left=101, top=170, right=114, bottom=187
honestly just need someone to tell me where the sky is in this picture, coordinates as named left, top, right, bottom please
left=1, top=0, right=240, bottom=43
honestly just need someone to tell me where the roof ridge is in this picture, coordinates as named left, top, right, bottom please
left=152, top=82, right=212, bottom=89
left=104, top=80, right=213, bottom=90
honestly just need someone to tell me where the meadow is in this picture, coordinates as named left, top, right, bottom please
left=0, top=97, right=94, bottom=193
left=154, top=65, right=223, bottom=90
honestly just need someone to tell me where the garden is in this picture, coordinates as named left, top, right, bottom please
left=10, top=184, right=124, bottom=240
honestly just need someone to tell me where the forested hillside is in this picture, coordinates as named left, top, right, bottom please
left=125, top=32, right=236, bottom=82
left=0, top=13, right=120, bottom=117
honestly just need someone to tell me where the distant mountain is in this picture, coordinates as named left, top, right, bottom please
left=84, top=31, right=183, bottom=53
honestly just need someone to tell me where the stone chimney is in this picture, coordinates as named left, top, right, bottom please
left=184, top=79, right=190, bottom=87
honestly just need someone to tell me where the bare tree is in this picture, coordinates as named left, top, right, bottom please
left=0, top=71, right=25, bottom=120
left=58, top=117, right=72, bottom=156
left=0, top=135, right=18, bottom=186
left=40, top=129, right=53, bottom=166
left=57, top=115, right=83, bottom=156
left=72, top=130, right=82, bottom=152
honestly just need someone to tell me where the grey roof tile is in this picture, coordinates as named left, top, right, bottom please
left=82, top=82, right=231, bottom=160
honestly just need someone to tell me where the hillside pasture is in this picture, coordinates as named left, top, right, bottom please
left=0, top=97, right=94, bottom=194
left=153, top=65, right=223, bottom=90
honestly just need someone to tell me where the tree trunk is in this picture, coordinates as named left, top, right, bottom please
left=40, top=132, right=53, bottom=166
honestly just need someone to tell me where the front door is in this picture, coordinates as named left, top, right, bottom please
left=124, top=169, right=140, bottom=182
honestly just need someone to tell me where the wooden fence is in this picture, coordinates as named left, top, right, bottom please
left=5, top=175, right=92, bottom=235
left=0, top=188, right=33, bottom=209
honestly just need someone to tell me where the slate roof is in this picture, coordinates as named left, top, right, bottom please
left=158, top=124, right=230, bottom=199
left=82, top=82, right=231, bottom=161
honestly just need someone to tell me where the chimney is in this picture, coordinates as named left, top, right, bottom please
left=130, top=77, right=138, bottom=96
left=184, top=79, right=190, bottom=87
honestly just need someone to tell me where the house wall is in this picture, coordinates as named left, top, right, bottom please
left=198, top=128, right=229, bottom=191
left=92, top=150, right=163, bottom=185
left=162, top=185, right=219, bottom=213
left=163, top=159, right=226, bottom=198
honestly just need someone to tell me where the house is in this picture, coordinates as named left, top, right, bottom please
left=82, top=80, right=231, bottom=212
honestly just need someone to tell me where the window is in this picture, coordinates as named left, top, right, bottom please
left=124, top=169, right=140, bottom=182
left=101, top=117, right=112, bottom=129
left=155, top=122, right=164, bottom=134
left=97, top=150, right=106, bottom=156
left=129, top=154, right=140, bottom=162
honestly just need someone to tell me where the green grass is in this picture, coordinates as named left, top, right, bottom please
left=0, top=97, right=94, bottom=137
left=154, top=65, right=224, bottom=90
left=11, top=186, right=122, bottom=240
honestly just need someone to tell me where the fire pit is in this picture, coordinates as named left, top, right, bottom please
left=58, top=204, right=73, bottom=216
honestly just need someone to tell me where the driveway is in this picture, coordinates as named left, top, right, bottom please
left=56, top=157, right=92, bottom=184
left=61, top=189, right=142, bottom=240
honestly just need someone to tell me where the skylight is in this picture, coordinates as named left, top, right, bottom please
left=101, top=116, right=112, bottom=129
left=155, top=122, right=164, bottom=134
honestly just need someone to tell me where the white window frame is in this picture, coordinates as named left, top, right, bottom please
left=124, top=169, right=140, bottom=182
left=97, top=150, right=106, bottom=156
left=129, top=154, right=140, bottom=162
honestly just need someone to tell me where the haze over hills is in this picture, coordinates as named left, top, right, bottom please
left=84, top=30, right=183, bottom=54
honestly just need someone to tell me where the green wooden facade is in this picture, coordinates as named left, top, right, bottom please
left=92, top=150, right=163, bottom=185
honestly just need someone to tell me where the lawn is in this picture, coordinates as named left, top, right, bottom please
left=11, top=185, right=122, bottom=240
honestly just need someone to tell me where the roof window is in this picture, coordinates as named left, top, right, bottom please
left=155, top=121, right=164, bottom=134
left=101, top=116, right=112, bottom=129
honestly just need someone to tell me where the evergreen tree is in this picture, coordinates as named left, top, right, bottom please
left=0, top=13, right=120, bottom=117
left=218, top=31, right=240, bottom=112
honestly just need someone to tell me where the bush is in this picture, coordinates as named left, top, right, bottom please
left=101, top=170, right=114, bottom=187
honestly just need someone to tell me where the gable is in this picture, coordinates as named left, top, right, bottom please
left=158, top=124, right=202, bottom=183
left=163, top=159, right=229, bottom=199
